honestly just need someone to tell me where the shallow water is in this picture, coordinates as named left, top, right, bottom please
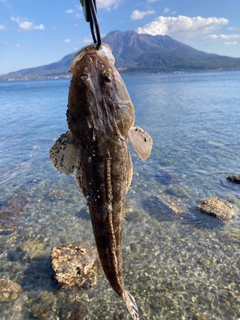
left=0, top=71, right=240, bottom=319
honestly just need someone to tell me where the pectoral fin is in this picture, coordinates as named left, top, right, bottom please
left=49, top=131, right=79, bottom=175
left=128, top=125, right=153, bottom=161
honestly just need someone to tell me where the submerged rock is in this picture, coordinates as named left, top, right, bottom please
left=0, top=195, right=28, bottom=235
left=27, top=291, right=58, bottom=319
left=227, top=175, right=240, bottom=184
left=0, top=278, right=22, bottom=302
left=221, top=229, right=240, bottom=242
left=197, top=197, right=239, bottom=222
left=18, top=241, right=45, bottom=260
left=125, top=201, right=146, bottom=223
left=157, top=194, right=185, bottom=214
left=51, top=242, right=99, bottom=288
left=66, top=300, right=89, bottom=320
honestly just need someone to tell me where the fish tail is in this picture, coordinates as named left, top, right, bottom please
left=122, top=290, right=139, bottom=320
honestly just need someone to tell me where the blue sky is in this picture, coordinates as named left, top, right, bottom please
left=0, top=0, right=240, bottom=74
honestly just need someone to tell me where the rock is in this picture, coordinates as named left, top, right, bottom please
left=227, top=175, right=240, bottom=184
left=125, top=201, right=146, bottom=223
left=27, top=291, right=58, bottom=319
left=0, top=278, right=22, bottom=302
left=221, top=229, right=240, bottom=242
left=125, top=210, right=145, bottom=223
left=197, top=197, right=239, bottom=222
left=0, top=195, right=28, bottom=235
left=67, top=300, right=89, bottom=320
left=56, top=298, right=89, bottom=320
left=51, top=242, right=99, bottom=288
left=157, top=194, right=185, bottom=214
left=18, top=241, right=45, bottom=260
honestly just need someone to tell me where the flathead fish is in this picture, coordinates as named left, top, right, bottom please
left=49, top=44, right=152, bottom=319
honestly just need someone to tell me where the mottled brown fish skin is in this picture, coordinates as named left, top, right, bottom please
left=67, top=45, right=134, bottom=299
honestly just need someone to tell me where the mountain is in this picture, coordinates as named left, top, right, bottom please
left=1, top=30, right=240, bottom=80
left=103, top=31, right=240, bottom=73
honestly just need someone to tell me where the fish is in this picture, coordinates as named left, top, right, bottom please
left=49, top=43, right=152, bottom=320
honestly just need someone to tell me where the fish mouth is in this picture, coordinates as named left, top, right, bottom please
left=69, top=43, right=115, bottom=73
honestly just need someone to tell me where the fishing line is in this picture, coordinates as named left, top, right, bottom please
left=80, top=0, right=102, bottom=49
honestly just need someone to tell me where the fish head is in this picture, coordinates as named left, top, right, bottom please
left=69, top=43, right=115, bottom=73
left=67, top=44, right=135, bottom=142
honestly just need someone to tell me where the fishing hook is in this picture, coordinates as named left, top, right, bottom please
left=80, top=0, right=102, bottom=49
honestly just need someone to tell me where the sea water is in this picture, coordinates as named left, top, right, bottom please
left=0, top=71, right=239, bottom=319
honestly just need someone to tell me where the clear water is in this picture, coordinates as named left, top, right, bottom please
left=0, top=71, right=240, bottom=319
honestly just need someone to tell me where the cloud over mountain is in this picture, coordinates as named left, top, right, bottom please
left=136, top=15, right=228, bottom=37
left=131, top=10, right=155, bottom=21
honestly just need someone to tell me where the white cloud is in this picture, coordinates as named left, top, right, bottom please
left=131, top=10, right=155, bottom=21
left=136, top=15, right=228, bottom=37
left=18, top=21, right=33, bottom=30
left=0, top=24, right=6, bottom=31
left=147, top=0, right=159, bottom=2
left=64, top=39, right=71, bottom=43
left=207, top=34, right=240, bottom=40
left=34, top=24, right=44, bottom=30
left=224, top=41, right=237, bottom=45
left=14, top=44, right=21, bottom=48
left=11, top=16, right=45, bottom=31
left=97, top=0, right=121, bottom=10
left=64, top=7, right=81, bottom=18
left=163, top=8, right=170, bottom=14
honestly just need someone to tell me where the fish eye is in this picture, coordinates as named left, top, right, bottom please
left=79, top=73, right=89, bottom=83
left=103, top=71, right=112, bottom=83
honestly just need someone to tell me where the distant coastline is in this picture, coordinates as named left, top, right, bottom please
left=1, top=30, right=240, bottom=81
left=1, top=68, right=240, bottom=82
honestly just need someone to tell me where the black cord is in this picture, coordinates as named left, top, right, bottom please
left=88, top=0, right=101, bottom=49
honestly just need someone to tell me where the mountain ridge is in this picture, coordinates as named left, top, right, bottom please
left=1, top=30, right=240, bottom=80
